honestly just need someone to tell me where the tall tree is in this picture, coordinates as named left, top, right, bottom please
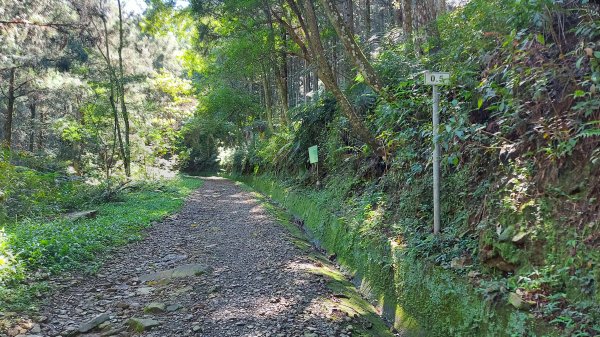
left=392, top=0, right=402, bottom=27
left=260, top=62, right=275, bottom=132
left=286, top=0, right=383, bottom=155
left=2, top=68, right=16, bottom=148
left=318, top=0, right=390, bottom=100
left=92, top=6, right=127, bottom=177
left=364, top=0, right=371, bottom=39
left=276, top=29, right=290, bottom=126
left=28, top=100, right=37, bottom=152
left=342, top=0, right=354, bottom=34
left=1, top=68, right=34, bottom=149
left=116, top=0, right=131, bottom=177
left=263, top=4, right=290, bottom=127
left=402, top=0, right=413, bottom=37
left=90, top=1, right=132, bottom=177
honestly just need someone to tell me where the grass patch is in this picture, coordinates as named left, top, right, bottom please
left=0, top=175, right=203, bottom=312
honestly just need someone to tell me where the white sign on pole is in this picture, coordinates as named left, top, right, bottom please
left=424, top=71, right=450, bottom=85
left=424, top=71, right=450, bottom=235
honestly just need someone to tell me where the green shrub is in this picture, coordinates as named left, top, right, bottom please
left=0, top=176, right=202, bottom=309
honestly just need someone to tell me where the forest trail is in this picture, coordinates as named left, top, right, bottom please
left=30, top=177, right=390, bottom=337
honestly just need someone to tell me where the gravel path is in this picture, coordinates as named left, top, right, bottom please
left=10, top=177, right=390, bottom=337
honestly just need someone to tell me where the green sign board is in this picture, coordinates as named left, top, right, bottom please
left=308, top=145, right=318, bottom=164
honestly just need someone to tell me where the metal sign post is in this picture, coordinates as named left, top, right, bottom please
left=424, top=71, right=450, bottom=235
left=308, top=145, right=319, bottom=186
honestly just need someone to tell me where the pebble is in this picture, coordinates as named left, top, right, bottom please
left=144, top=302, right=166, bottom=314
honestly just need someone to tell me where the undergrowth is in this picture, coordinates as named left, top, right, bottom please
left=0, top=173, right=202, bottom=312
left=0, top=150, right=100, bottom=223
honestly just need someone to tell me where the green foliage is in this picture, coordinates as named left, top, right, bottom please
left=254, top=131, right=296, bottom=174
left=178, top=85, right=261, bottom=173
left=0, top=176, right=202, bottom=310
left=0, top=229, right=22, bottom=289
left=251, top=95, right=338, bottom=175
left=178, top=117, right=221, bottom=173
left=0, top=152, right=97, bottom=222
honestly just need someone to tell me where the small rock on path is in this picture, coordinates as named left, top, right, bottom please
left=10, top=177, right=389, bottom=336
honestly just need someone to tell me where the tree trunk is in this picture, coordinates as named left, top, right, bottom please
left=343, top=0, right=354, bottom=34
left=379, top=2, right=386, bottom=32
left=438, top=0, right=446, bottom=15
left=275, top=54, right=290, bottom=125
left=295, top=59, right=300, bottom=107
left=365, top=0, right=371, bottom=39
left=29, top=102, right=36, bottom=152
left=3, top=68, right=16, bottom=148
left=266, top=7, right=290, bottom=127
left=393, top=0, right=403, bottom=27
left=261, top=63, right=274, bottom=132
left=299, top=0, right=384, bottom=157
left=318, top=0, right=390, bottom=100
left=402, top=0, right=413, bottom=37
left=311, top=68, right=319, bottom=101
left=340, top=0, right=353, bottom=84
left=288, top=62, right=292, bottom=107
left=37, top=107, right=44, bottom=151
left=117, top=0, right=131, bottom=177
left=304, top=60, right=309, bottom=104
left=332, top=37, right=340, bottom=85
left=99, top=15, right=126, bottom=177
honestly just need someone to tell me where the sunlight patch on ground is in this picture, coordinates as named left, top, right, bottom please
left=207, top=295, right=299, bottom=321
left=285, top=260, right=320, bottom=273
left=248, top=206, right=270, bottom=222
left=0, top=229, right=21, bottom=285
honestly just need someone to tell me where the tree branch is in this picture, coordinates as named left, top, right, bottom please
left=0, top=20, right=79, bottom=31
left=284, top=0, right=308, bottom=35
left=15, top=89, right=37, bottom=99
left=271, top=10, right=311, bottom=62
left=0, top=65, right=25, bottom=73
left=15, top=78, right=34, bottom=92
left=284, top=50, right=305, bottom=59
